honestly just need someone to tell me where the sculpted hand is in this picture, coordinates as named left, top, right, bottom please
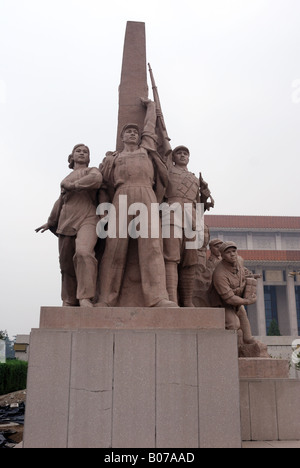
left=61, top=180, right=75, bottom=191
left=35, top=223, right=49, bottom=233
left=140, top=97, right=152, bottom=107
left=245, top=295, right=257, bottom=306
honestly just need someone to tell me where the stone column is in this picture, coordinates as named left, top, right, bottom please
left=256, top=267, right=267, bottom=335
left=246, top=232, right=253, bottom=250
left=286, top=268, right=299, bottom=335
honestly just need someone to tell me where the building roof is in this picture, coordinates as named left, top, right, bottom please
left=205, top=215, right=300, bottom=230
left=238, top=250, right=300, bottom=262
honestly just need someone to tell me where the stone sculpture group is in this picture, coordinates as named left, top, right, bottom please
left=36, top=97, right=210, bottom=309
left=36, top=95, right=268, bottom=357
left=36, top=20, right=268, bottom=359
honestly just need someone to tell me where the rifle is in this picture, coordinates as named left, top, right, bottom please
left=199, top=172, right=215, bottom=212
left=148, top=63, right=172, bottom=161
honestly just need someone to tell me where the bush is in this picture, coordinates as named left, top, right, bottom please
left=0, top=360, right=28, bottom=396
left=267, top=319, right=281, bottom=336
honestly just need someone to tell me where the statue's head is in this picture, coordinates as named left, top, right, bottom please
left=219, top=241, right=238, bottom=264
left=120, top=123, right=141, bottom=146
left=68, top=144, right=90, bottom=169
left=209, top=239, right=223, bottom=256
left=172, top=145, right=190, bottom=166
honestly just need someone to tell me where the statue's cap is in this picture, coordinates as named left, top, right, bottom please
left=121, top=123, right=141, bottom=137
left=209, top=238, right=223, bottom=247
left=219, top=241, right=237, bottom=255
left=172, top=145, right=190, bottom=156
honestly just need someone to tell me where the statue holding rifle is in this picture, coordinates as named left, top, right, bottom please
left=148, top=64, right=215, bottom=306
left=162, top=145, right=201, bottom=306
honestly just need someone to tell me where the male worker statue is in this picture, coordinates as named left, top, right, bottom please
left=96, top=98, right=177, bottom=308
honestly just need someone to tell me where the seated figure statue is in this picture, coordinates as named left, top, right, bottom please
left=210, top=241, right=269, bottom=357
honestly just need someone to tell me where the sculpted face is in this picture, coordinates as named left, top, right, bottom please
left=222, top=247, right=238, bottom=265
left=211, top=243, right=222, bottom=257
left=72, top=145, right=90, bottom=166
left=122, top=127, right=139, bottom=145
left=173, top=149, right=190, bottom=167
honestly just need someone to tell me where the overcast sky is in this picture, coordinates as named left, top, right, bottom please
left=1, top=0, right=300, bottom=338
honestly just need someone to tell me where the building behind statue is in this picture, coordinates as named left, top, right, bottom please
left=205, top=214, right=300, bottom=338
left=18, top=214, right=300, bottom=366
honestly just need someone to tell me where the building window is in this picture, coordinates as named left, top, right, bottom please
left=253, top=233, right=276, bottom=250
left=264, top=286, right=279, bottom=334
left=223, top=233, right=247, bottom=249
left=282, top=234, right=300, bottom=250
left=295, top=286, right=300, bottom=335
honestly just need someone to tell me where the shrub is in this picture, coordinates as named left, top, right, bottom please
left=267, top=319, right=281, bottom=336
left=0, top=360, right=28, bottom=396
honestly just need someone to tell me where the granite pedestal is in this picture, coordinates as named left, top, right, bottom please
left=23, top=307, right=242, bottom=448
left=238, top=358, right=290, bottom=379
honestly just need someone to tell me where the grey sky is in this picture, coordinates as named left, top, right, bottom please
left=0, top=0, right=299, bottom=337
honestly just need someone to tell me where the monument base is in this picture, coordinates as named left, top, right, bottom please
left=239, top=356, right=300, bottom=441
left=239, top=358, right=290, bottom=379
left=240, top=379, right=300, bottom=441
left=23, top=307, right=242, bottom=448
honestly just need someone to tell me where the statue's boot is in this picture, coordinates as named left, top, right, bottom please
left=94, top=297, right=109, bottom=307
left=178, top=266, right=196, bottom=307
left=79, top=298, right=94, bottom=308
left=153, top=299, right=179, bottom=308
left=165, top=261, right=179, bottom=304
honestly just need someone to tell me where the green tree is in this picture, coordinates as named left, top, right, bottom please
left=267, top=319, right=281, bottom=336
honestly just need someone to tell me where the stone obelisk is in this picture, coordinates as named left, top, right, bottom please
left=116, top=21, right=148, bottom=151
left=114, top=21, right=149, bottom=305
